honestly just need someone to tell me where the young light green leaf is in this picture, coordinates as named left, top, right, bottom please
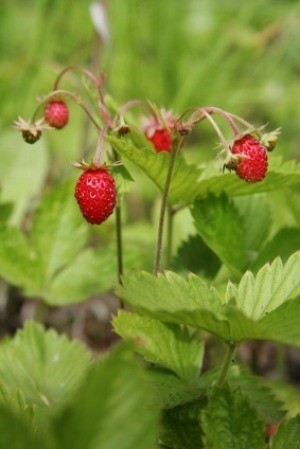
left=53, top=344, right=159, bottom=449
left=201, top=385, right=266, bottom=449
left=113, top=311, right=204, bottom=380
left=106, top=135, right=202, bottom=206
left=236, top=251, right=300, bottom=320
left=0, top=321, right=90, bottom=413
left=192, top=194, right=246, bottom=276
left=30, top=181, right=88, bottom=286
left=271, top=415, right=300, bottom=449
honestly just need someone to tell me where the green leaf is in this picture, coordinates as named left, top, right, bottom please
left=0, top=321, right=90, bottom=416
left=192, top=194, right=246, bottom=276
left=107, top=135, right=202, bottom=206
left=201, top=385, right=265, bottom=449
left=271, top=415, right=300, bottom=449
left=235, top=252, right=300, bottom=321
left=251, top=228, right=300, bottom=271
left=30, top=181, right=88, bottom=287
left=113, top=311, right=204, bottom=380
left=118, top=251, right=300, bottom=345
left=111, top=164, right=134, bottom=200
left=161, top=400, right=206, bottom=449
left=0, top=224, right=39, bottom=293
left=0, top=406, right=51, bottom=449
left=45, top=248, right=116, bottom=305
left=0, top=130, right=48, bottom=224
left=234, top=194, right=271, bottom=256
left=53, top=344, right=159, bottom=449
left=173, top=234, right=220, bottom=279
left=0, top=201, right=13, bottom=222
left=196, top=157, right=300, bottom=198
left=117, top=270, right=231, bottom=341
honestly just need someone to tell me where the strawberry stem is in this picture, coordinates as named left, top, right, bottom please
left=216, top=341, right=236, bottom=387
left=93, top=125, right=108, bottom=166
left=200, top=109, right=232, bottom=154
left=53, top=65, right=105, bottom=103
left=153, top=133, right=184, bottom=275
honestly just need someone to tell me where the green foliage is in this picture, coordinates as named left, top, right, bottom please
left=201, top=384, right=266, bottom=449
left=117, top=251, right=300, bottom=345
left=113, top=311, right=204, bottom=380
left=271, top=415, right=300, bottom=449
left=53, top=344, right=159, bottom=449
left=192, top=194, right=245, bottom=276
left=0, top=321, right=90, bottom=428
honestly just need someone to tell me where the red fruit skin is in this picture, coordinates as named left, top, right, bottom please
left=74, top=169, right=117, bottom=225
left=44, top=101, right=69, bottom=129
left=147, top=128, right=172, bottom=153
left=231, top=134, right=268, bottom=183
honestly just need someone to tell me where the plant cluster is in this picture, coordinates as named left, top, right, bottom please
left=0, top=64, right=300, bottom=448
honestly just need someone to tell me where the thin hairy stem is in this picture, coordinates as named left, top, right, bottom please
left=31, top=89, right=102, bottom=131
left=153, top=135, right=183, bottom=275
left=200, top=109, right=232, bottom=153
left=93, top=125, right=108, bottom=166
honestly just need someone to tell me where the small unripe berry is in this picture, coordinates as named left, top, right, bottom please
left=44, top=101, right=69, bottom=129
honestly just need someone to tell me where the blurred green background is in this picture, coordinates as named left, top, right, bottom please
left=0, top=0, right=299, bottom=226
left=1, top=0, right=300, bottom=139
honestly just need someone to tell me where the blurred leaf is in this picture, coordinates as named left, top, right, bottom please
left=30, top=181, right=88, bottom=286
left=0, top=406, right=52, bottom=449
left=251, top=228, right=300, bottom=271
left=111, top=163, right=134, bottom=200
left=192, top=194, right=245, bottom=276
left=173, top=234, right=221, bottom=278
left=0, top=201, right=13, bottom=222
left=161, top=400, right=206, bottom=449
left=201, top=385, right=265, bottom=449
left=53, top=344, right=159, bottom=449
left=106, top=135, right=202, bottom=206
left=0, top=224, right=39, bottom=294
left=0, top=321, right=90, bottom=418
left=271, top=415, right=300, bottom=449
left=0, top=130, right=48, bottom=224
left=113, top=311, right=204, bottom=380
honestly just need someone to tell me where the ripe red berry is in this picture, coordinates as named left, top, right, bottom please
left=74, top=169, right=117, bottom=225
left=44, top=101, right=69, bottom=129
left=147, top=128, right=172, bottom=153
left=266, top=423, right=279, bottom=439
left=231, top=134, right=268, bottom=183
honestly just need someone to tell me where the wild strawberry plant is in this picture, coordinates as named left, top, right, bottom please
left=0, top=64, right=300, bottom=449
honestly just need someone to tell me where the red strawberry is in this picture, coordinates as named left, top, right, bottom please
left=147, top=128, right=172, bottom=153
left=74, top=169, right=117, bottom=225
left=142, top=109, right=175, bottom=153
left=266, top=423, right=279, bottom=439
left=231, top=134, right=268, bottom=183
left=44, top=101, right=69, bottom=129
